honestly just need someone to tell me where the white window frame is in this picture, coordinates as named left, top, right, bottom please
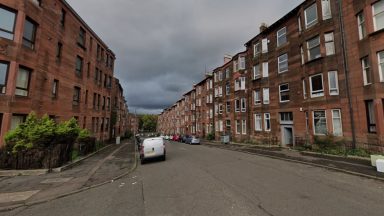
left=307, top=36, right=321, bottom=61
left=328, top=71, right=339, bottom=95
left=253, top=64, right=261, bottom=79
left=305, top=3, right=318, bottom=29
left=331, top=109, right=343, bottom=136
left=255, top=114, right=262, bottom=131
left=313, top=110, right=327, bottom=135
left=357, top=12, right=366, bottom=40
left=242, top=120, right=247, bottom=135
left=303, top=79, right=307, bottom=99
left=241, top=98, right=246, bottom=112
left=235, top=99, right=240, bottom=112
left=362, top=57, right=372, bottom=85
left=263, top=88, right=270, bottom=104
left=254, top=42, right=260, bottom=57
left=236, top=120, right=241, bottom=134
left=324, top=32, right=335, bottom=56
left=373, top=1, right=384, bottom=31
left=310, top=73, right=324, bottom=98
left=254, top=90, right=261, bottom=105
left=239, top=57, right=246, bottom=70
left=378, top=51, right=384, bottom=82
left=262, top=62, right=269, bottom=77
left=264, top=113, right=271, bottom=132
left=278, top=53, right=288, bottom=73
left=321, top=0, right=332, bottom=20
left=279, top=83, right=290, bottom=103
left=300, top=46, right=305, bottom=65
left=277, top=27, right=287, bottom=47
left=298, top=16, right=302, bottom=33
left=262, top=38, right=268, bottom=53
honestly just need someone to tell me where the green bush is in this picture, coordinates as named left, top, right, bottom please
left=78, top=128, right=91, bottom=140
left=206, top=133, right=215, bottom=141
left=4, top=113, right=86, bottom=153
left=4, top=113, right=56, bottom=153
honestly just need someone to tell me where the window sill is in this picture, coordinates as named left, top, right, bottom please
left=369, top=28, right=384, bottom=37
left=305, top=56, right=323, bottom=65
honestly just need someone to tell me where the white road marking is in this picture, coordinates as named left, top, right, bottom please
left=0, top=190, right=40, bottom=203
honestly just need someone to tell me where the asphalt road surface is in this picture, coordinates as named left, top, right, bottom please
left=3, top=141, right=384, bottom=216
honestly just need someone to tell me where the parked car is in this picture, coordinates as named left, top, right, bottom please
left=172, top=134, right=180, bottom=142
left=180, top=135, right=189, bottom=143
left=140, top=137, right=166, bottom=164
left=185, top=136, right=200, bottom=145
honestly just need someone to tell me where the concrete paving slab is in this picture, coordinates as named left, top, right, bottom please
left=40, top=178, right=73, bottom=184
left=0, top=191, right=40, bottom=203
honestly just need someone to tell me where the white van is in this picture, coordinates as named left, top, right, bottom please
left=140, top=137, right=166, bottom=164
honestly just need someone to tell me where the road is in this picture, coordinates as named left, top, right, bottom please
left=3, top=141, right=384, bottom=216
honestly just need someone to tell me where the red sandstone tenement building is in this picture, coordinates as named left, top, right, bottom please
left=158, top=0, right=384, bottom=151
left=0, top=0, right=130, bottom=147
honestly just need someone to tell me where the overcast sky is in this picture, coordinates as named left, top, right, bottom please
left=66, top=0, right=302, bottom=114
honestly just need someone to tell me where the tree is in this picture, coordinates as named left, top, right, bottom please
left=139, top=115, right=158, bottom=132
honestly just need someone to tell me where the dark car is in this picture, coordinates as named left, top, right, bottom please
left=180, top=135, right=189, bottom=143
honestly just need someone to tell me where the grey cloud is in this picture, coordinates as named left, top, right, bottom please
left=67, top=0, right=302, bottom=114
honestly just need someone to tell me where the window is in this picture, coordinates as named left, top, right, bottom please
left=373, top=0, right=384, bottom=31
left=52, top=79, right=58, bottom=98
left=305, top=3, right=318, bottom=28
left=357, top=12, right=366, bottom=40
left=365, top=100, right=376, bottom=133
left=218, top=71, right=223, bottom=81
left=278, top=53, right=288, bottom=73
left=307, top=36, right=321, bottom=61
left=225, top=82, right=230, bottom=95
left=233, top=60, right=239, bottom=72
left=241, top=120, right=247, bottom=135
left=23, top=18, right=37, bottom=49
left=263, top=88, right=270, bottom=104
left=332, top=109, right=342, bottom=136
left=328, top=71, right=339, bottom=95
left=378, top=51, right=384, bottom=82
left=313, top=110, right=327, bottom=135
left=324, top=32, right=335, bottom=56
left=279, top=83, right=290, bottom=102
left=264, top=113, right=271, bottom=131
left=236, top=120, right=241, bottom=134
left=262, top=38, right=268, bottom=53
left=253, top=64, right=260, bottom=79
left=298, top=16, right=302, bottom=33
left=0, top=62, right=9, bottom=94
left=56, top=42, right=63, bottom=60
left=280, top=112, right=293, bottom=124
left=362, top=57, right=372, bottom=85
left=241, top=98, right=246, bottom=112
left=310, top=74, right=324, bottom=97
left=0, top=6, right=16, bottom=40
left=226, top=101, right=231, bottom=112
left=235, top=99, right=240, bottom=112
left=225, top=68, right=230, bottom=79
left=219, top=103, right=223, bottom=114
left=73, top=87, right=81, bottom=105
left=254, top=90, right=261, bottom=105
left=277, top=27, right=287, bottom=47
left=15, top=67, right=31, bottom=96
left=302, top=79, right=307, bottom=99
left=75, top=56, right=83, bottom=77
left=255, top=114, right=262, bottom=131
left=321, top=0, right=332, bottom=20
left=235, top=77, right=246, bottom=91
left=300, top=46, right=305, bottom=65
left=262, top=62, right=269, bottom=77
left=78, top=27, right=86, bottom=47
left=239, top=57, right=245, bottom=70
left=11, top=114, right=26, bottom=130
left=60, top=9, right=66, bottom=27
left=254, top=42, right=260, bottom=57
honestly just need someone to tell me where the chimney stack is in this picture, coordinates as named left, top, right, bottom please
left=224, top=54, right=232, bottom=64
left=260, top=22, right=268, bottom=33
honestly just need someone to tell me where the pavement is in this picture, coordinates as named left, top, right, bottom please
left=2, top=141, right=384, bottom=216
left=201, top=140, right=384, bottom=181
left=0, top=139, right=136, bottom=212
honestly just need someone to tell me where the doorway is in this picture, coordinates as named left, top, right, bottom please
left=281, top=126, right=294, bottom=147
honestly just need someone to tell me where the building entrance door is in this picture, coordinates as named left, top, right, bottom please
left=281, top=126, right=294, bottom=147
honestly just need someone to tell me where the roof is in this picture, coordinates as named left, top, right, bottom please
left=61, top=0, right=116, bottom=57
left=245, top=1, right=304, bottom=46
